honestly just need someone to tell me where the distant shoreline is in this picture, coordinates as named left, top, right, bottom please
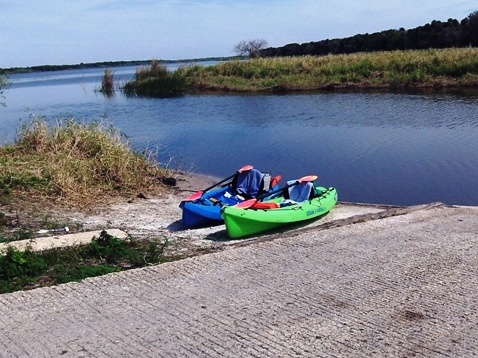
left=0, top=56, right=242, bottom=76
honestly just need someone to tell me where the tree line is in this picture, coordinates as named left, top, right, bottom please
left=260, top=11, right=478, bottom=58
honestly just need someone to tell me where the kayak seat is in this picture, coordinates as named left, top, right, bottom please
left=282, top=181, right=315, bottom=204
left=231, top=168, right=275, bottom=199
left=250, top=201, right=280, bottom=209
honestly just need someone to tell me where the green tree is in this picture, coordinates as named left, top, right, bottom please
left=464, top=11, right=478, bottom=46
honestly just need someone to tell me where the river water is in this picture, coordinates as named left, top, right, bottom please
left=2, top=65, right=478, bottom=206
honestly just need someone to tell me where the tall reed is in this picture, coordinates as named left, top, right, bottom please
left=123, top=60, right=185, bottom=97
left=100, top=69, right=115, bottom=96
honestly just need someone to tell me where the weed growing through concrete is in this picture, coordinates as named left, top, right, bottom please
left=0, top=231, right=179, bottom=294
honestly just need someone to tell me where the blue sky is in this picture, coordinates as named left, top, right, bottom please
left=1, top=0, right=476, bottom=68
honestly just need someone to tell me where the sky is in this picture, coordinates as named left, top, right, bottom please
left=1, top=0, right=477, bottom=68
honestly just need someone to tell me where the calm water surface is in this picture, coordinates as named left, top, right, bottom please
left=2, top=66, right=478, bottom=206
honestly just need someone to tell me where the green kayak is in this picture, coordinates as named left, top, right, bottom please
left=221, top=183, right=337, bottom=238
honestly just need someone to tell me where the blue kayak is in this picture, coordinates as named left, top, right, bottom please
left=179, top=167, right=281, bottom=228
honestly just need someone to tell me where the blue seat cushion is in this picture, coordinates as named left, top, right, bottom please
left=286, top=181, right=314, bottom=202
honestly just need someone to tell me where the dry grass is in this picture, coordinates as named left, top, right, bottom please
left=0, top=117, right=171, bottom=208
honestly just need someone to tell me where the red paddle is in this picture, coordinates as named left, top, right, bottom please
left=234, top=175, right=318, bottom=209
left=183, top=164, right=254, bottom=201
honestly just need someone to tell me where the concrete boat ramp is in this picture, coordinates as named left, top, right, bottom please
left=1, top=202, right=478, bottom=357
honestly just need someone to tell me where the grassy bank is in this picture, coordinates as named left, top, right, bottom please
left=0, top=119, right=187, bottom=293
left=0, top=117, right=173, bottom=243
left=180, top=48, right=478, bottom=92
left=125, top=48, right=478, bottom=95
left=0, top=117, right=170, bottom=208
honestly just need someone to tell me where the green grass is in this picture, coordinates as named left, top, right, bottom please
left=171, top=48, right=478, bottom=92
left=0, top=230, right=178, bottom=294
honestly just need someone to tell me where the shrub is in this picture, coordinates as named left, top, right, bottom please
left=0, top=117, right=167, bottom=206
left=0, top=247, right=48, bottom=290
left=123, top=60, right=185, bottom=97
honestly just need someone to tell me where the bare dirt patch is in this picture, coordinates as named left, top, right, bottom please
left=74, top=172, right=231, bottom=253
left=29, top=172, right=234, bottom=257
